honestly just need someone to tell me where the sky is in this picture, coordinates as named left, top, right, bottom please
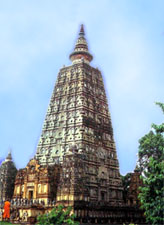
left=0, top=0, right=163, bottom=175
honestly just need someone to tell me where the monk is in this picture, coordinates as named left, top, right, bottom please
left=3, top=200, right=10, bottom=221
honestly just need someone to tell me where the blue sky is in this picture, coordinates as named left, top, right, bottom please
left=0, top=0, right=163, bottom=175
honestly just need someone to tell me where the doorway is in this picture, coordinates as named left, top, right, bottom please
left=29, top=190, right=33, bottom=199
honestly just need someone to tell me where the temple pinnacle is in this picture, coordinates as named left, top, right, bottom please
left=6, top=150, right=12, bottom=161
left=79, top=24, right=85, bottom=36
left=69, top=24, right=93, bottom=63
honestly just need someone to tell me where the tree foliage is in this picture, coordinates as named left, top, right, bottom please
left=37, top=205, right=79, bottom=225
left=138, top=102, right=164, bottom=225
left=121, top=173, right=132, bottom=202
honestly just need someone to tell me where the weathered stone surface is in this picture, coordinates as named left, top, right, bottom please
left=34, top=24, right=123, bottom=207
left=0, top=152, right=17, bottom=201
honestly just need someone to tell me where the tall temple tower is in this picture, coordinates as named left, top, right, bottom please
left=35, top=24, right=123, bottom=206
left=0, top=152, right=17, bottom=201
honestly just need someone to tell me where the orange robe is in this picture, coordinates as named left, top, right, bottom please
left=3, top=201, right=10, bottom=219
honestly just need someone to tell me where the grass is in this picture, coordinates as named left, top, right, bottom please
left=0, top=222, right=15, bottom=225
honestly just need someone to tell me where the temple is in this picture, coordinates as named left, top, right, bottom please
left=0, top=25, right=146, bottom=224
left=0, top=152, right=17, bottom=201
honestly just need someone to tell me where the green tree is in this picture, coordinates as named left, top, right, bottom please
left=121, top=172, right=132, bottom=203
left=37, top=205, right=79, bottom=225
left=138, top=102, right=164, bottom=225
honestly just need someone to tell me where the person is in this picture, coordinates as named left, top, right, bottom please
left=3, top=199, right=11, bottom=221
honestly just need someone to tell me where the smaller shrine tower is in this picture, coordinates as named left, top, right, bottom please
left=0, top=151, right=17, bottom=201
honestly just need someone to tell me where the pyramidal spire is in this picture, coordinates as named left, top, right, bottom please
left=69, top=24, right=93, bottom=64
